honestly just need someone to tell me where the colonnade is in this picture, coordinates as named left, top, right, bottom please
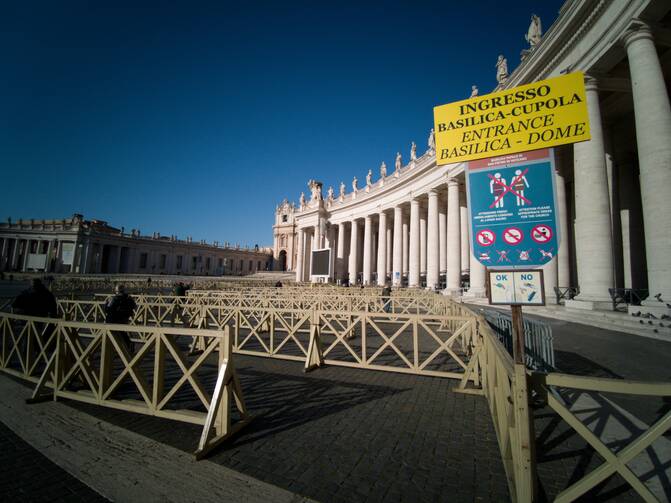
left=295, top=177, right=482, bottom=293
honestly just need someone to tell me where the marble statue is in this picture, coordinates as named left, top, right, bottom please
left=428, top=128, right=435, bottom=151
left=339, top=181, right=346, bottom=199
left=366, top=169, right=373, bottom=187
left=395, top=152, right=402, bottom=172
left=525, top=14, right=542, bottom=47
left=410, top=141, right=417, bottom=161
left=299, top=192, right=306, bottom=209
left=352, top=176, right=358, bottom=192
left=308, top=179, right=321, bottom=201
left=470, top=85, right=479, bottom=97
left=327, top=185, right=334, bottom=204
left=380, top=161, right=387, bottom=179
left=496, top=55, right=508, bottom=84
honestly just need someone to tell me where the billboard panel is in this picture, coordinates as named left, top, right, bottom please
left=434, top=72, right=589, bottom=164
left=311, top=248, right=330, bottom=276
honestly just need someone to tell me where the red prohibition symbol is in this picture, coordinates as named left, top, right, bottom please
left=502, top=227, right=523, bottom=245
left=476, top=229, right=496, bottom=247
left=531, top=224, right=553, bottom=243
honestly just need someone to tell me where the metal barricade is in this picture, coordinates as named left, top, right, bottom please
left=482, top=309, right=555, bottom=372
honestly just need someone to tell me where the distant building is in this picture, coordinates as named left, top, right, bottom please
left=0, top=214, right=273, bottom=275
left=272, top=199, right=298, bottom=272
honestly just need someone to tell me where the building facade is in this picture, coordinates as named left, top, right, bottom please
left=0, top=214, right=273, bottom=276
left=273, top=0, right=671, bottom=309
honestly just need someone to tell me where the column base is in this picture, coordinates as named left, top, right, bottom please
left=441, top=288, right=462, bottom=297
left=565, top=299, right=613, bottom=311
left=463, top=287, right=486, bottom=299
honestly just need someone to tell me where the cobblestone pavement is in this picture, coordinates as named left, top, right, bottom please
left=66, top=355, right=509, bottom=503
left=0, top=421, right=109, bottom=503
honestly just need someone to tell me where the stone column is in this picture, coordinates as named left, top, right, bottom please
left=11, top=239, right=20, bottom=270
left=402, top=216, right=409, bottom=276
left=624, top=24, right=671, bottom=303
left=336, top=222, right=346, bottom=282
left=362, top=216, right=373, bottom=285
left=420, top=209, right=427, bottom=275
left=439, top=200, right=447, bottom=274
left=295, top=229, right=304, bottom=282
left=377, top=211, right=387, bottom=285
left=556, top=166, right=570, bottom=287
left=313, top=221, right=321, bottom=251
left=386, top=224, right=392, bottom=276
left=467, top=251, right=487, bottom=297
left=426, top=190, right=440, bottom=289
left=0, top=238, right=7, bottom=270
left=409, top=199, right=421, bottom=287
left=569, top=77, right=614, bottom=307
left=349, top=220, right=360, bottom=285
left=392, top=206, right=403, bottom=286
left=446, top=178, right=461, bottom=292
left=45, top=240, right=54, bottom=272
left=460, top=198, right=470, bottom=275
left=327, top=223, right=336, bottom=281
left=22, top=240, right=32, bottom=271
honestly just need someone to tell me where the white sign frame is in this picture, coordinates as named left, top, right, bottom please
left=487, top=269, right=545, bottom=306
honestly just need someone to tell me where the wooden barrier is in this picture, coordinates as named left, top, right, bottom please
left=0, top=312, right=251, bottom=458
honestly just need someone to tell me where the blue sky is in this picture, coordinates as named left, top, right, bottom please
left=0, top=1, right=564, bottom=247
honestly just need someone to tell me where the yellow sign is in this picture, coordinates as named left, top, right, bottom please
left=433, top=72, right=590, bottom=164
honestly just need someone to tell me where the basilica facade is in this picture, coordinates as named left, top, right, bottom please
left=273, top=0, right=671, bottom=309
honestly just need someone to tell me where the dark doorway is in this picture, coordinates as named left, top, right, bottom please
left=278, top=250, right=287, bottom=271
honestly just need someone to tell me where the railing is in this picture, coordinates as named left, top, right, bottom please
left=554, top=286, right=580, bottom=305
left=608, top=287, right=649, bottom=312
left=0, top=311, right=252, bottom=458
left=482, top=310, right=555, bottom=372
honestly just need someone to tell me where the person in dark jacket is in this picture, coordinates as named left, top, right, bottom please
left=381, top=283, right=392, bottom=313
left=104, top=285, right=137, bottom=351
left=12, top=278, right=57, bottom=318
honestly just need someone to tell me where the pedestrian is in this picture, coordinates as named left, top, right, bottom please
left=12, top=278, right=58, bottom=318
left=103, top=284, right=137, bottom=351
left=170, top=282, right=191, bottom=326
left=381, top=283, right=392, bottom=313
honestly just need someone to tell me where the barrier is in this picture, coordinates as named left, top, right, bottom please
left=534, top=373, right=671, bottom=502
left=0, top=312, right=252, bottom=458
left=462, top=316, right=535, bottom=502
left=8, top=285, right=669, bottom=500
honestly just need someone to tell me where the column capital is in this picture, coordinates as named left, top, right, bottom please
left=622, top=20, right=653, bottom=48
left=583, top=74, right=599, bottom=92
left=427, top=188, right=439, bottom=197
left=447, top=176, right=459, bottom=187
left=410, top=198, right=420, bottom=206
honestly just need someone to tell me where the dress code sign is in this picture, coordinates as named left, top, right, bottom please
left=466, top=148, right=560, bottom=268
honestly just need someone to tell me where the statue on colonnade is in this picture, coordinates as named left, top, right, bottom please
left=410, top=141, right=416, bottom=161
left=339, top=181, right=346, bottom=201
left=380, top=161, right=387, bottom=179
left=428, top=128, right=435, bottom=152
left=525, top=14, right=542, bottom=47
left=470, top=85, right=479, bottom=97
left=496, top=55, right=508, bottom=84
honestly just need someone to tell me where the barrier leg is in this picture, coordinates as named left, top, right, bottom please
left=194, top=327, right=252, bottom=460
left=304, top=312, right=324, bottom=373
